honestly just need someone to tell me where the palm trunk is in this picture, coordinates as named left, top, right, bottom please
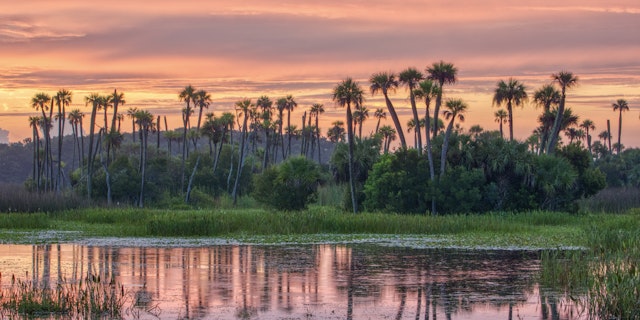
left=185, top=155, right=201, bottom=203
left=346, top=103, right=358, bottom=214
left=507, top=101, right=514, bottom=141
left=409, top=89, right=422, bottom=153
left=232, top=116, right=249, bottom=205
left=617, top=110, right=623, bottom=154
left=87, top=102, right=98, bottom=200
left=441, top=120, right=455, bottom=175
left=424, top=103, right=436, bottom=215
left=316, top=116, right=321, bottom=164
left=546, top=89, right=566, bottom=154
left=432, top=82, right=444, bottom=141
left=382, top=90, right=406, bottom=148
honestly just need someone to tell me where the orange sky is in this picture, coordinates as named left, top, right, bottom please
left=1, top=0, right=639, bottom=147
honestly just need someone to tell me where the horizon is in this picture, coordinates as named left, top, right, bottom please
left=1, top=1, right=639, bottom=147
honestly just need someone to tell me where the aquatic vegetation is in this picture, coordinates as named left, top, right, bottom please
left=0, top=274, right=127, bottom=319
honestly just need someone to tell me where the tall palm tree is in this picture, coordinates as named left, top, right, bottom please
left=598, top=130, right=612, bottom=155
left=275, top=97, right=287, bottom=161
left=134, top=110, right=154, bottom=208
left=332, top=77, right=364, bottom=214
left=370, top=72, right=406, bottom=148
left=414, top=79, right=440, bottom=200
left=126, top=107, right=138, bottom=142
left=310, top=103, right=325, bottom=163
left=399, top=67, right=424, bottom=153
left=379, top=125, right=396, bottom=154
left=373, top=108, right=386, bottom=134
left=194, top=89, right=211, bottom=133
left=327, top=121, right=346, bottom=143
left=533, top=84, right=560, bottom=152
left=256, top=96, right=273, bottom=169
left=31, top=93, right=52, bottom=191
left=353, top=104, right=369, bottom=138
left=284, top=95, right=297, bottom=158
left=580, top=119, right=595, bottom=154
left=54, top=89, right=72, bottom=192
left=492, top=78, right=528, bottom=141
left=441, top=99, right=468, bottom=174
left=28, top=116, right=42, bottom=189
left=99, top=94, right=113, bottom=133
left=179, top=85, right=196, bottom=193
left=105, top=90, right=125, bottom=163
left=494, top=109, right=508, bottom=138
left=84, top=93, right=101, bottom=199
left=232, top=99, right=254, bottom=205
left=546, top=71, right=578, bottom=154
left=67, top=109, right=84, bottom=171
left=612, top=99, right=629, bottom=154
left=427, top=61, right=458, bottom=141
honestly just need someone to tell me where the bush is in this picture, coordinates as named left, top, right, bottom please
left=253, top=156, right=321, bottom=211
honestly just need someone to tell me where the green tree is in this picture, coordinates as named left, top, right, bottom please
left=253, top=156, right=321, bottom=210
left=492, top=78, right=528, bottom=141
left=332, top=77, right=364, bottom=213
left=612, top=99, right=629, bottom=155
left=426, top=61, right=458, bottom=141
left=179, top=85, right=196, bottom=192
left=84, top=93, right=101, bottom=200
left=533, top=84, right=560, bottom=153
left=54, top=89, right=72, bottom=192
left=373, top=108, right=386, bottom=134
left=327, top=121, right=346, bottom=143
left=31, top=93, right=52, bottom=191
left=494, top=109, right=508, bottom=139
left=232, top=99, right=254, bottom=205
left=399, top=67, right=424, bottom=153
left=256, top=96, right=274, bottom=169
left=310, top=103, right=325, bottom=163
left=580, top=119, right=595, bottom=156
left=440, top=99, right=468, bottom=174
left=546, top=71, right=578, bottom=154
left=134, top=110, right=154, bottom=207
left=370, top=72, right=406, bottom=148
left=379, top=125, right=396, bottom=154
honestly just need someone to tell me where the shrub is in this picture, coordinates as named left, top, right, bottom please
left=253, top=156, right=321, bottom=211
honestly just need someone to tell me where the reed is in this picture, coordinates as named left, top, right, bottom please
left=0, top=184, right=85, bottom=213
left=579, top=187, right=640, bottom=213
left=0, top=274, right=127, bottom=319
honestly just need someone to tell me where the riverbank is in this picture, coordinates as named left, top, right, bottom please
left=1, top=207, right=638, bottom=249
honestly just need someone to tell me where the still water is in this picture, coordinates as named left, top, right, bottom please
left=0, top=242, right=584, bottom=319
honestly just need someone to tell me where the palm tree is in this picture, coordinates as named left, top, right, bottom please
left=327, top=121, right=346, bottom=143
left=28, top=116, right=42, bottom=189
left=441, top=99, right=468, bottom=174
left=256, top=96, right=273, bottom=169
left=546, top=71, right=578, bottom=154
left=414, top=79, right=440, bottom=198
left=105, top=90, right=125, bottom=163
left=492, top=78, right=528, bottom=141
left=399, top=67, right=425, bottom=152
left=332, top=77, right=364, bottom=214
left=310, top=103, right=325, bottom=163
left=99, top=94, right=113, bottom=133
left=379, top=125, right=396, bottom=154
left=370, top=72, right=406, bottom=148
left=31, top=93, right=52, bottom=190
left=84, top=93, right=101, bottom=199
left=179, top=85, right=196, bottom=193
left=580, top=119, right=595, bottom=154
left=598, top=130, right=612, bottom=155
left=67, top=109, right=84, bottom=171
left=194, top=89, right=211, bottom=133
left=54, top=89, right=72, bottom=192
left=284, top=95, right=297, bottom=158
left=353, top=104, right=369, bottom=138
left=373, top=108, right=386, bottom=134
left=232, top=99, right=254, bottom=205
left=135, top=110, right=154, bottom=207
left=533, top=84, right=560, bottom=152
left=126, top=107, right=138, bottom=142
left=612, top=99, right=629, bottom=154
left=494, top=109, right=508, bottom=138
left=427, top=61, right=458, bottom=141
left=109, top=90, right=125, bottom=135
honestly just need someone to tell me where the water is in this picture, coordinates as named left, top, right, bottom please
left=0, top=242, right=585, bottom=319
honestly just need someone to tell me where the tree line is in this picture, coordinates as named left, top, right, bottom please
left=21, top=61, right=635, bottom=213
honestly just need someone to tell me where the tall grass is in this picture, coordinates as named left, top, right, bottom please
left=579, top=187, right=640, bottom=213
left=0, top=274, right=128, bottom=319
left=540, top=214, right=640, bottom=319
left=0, top=184, right=86, bottom=213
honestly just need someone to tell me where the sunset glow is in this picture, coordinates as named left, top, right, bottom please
left=1, top=0, right=639, bottom=147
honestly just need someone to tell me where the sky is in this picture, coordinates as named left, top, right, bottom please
left=1, top=0, right=639, bottom=147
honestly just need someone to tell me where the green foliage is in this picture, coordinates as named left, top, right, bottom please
left=363, top=149, right=428, bottom=213
left=330, top=137, right=381, bottom=184
left=433, top=166, right=485, bottom=214
left=596, top=148, right=640, bottom=188
left=253, top=156, right=321, bottom=210
left=0, top=213, right=49, bottom=229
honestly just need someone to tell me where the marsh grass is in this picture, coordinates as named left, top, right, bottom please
left=0, top=274, right=127, bottom=319
left=579, top=187, right=640, bottom=213
left=0, top=184, right=86, bottom=213
left=0, top=213, right=49, bottom=229
left=540, top=214, right=640, bottom=319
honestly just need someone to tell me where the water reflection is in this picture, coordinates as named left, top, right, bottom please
left=0, top=244, right=583, bottom=319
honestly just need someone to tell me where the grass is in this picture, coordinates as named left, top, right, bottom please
left=0, top=184, right=86, bottom=213
left=540, top=209, right=640, bottom=319
left=0, top=274, right=128, bottom=319
left=1, top=206, right=636, bottom=249
left=578, top=187, right=640, bottom=213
